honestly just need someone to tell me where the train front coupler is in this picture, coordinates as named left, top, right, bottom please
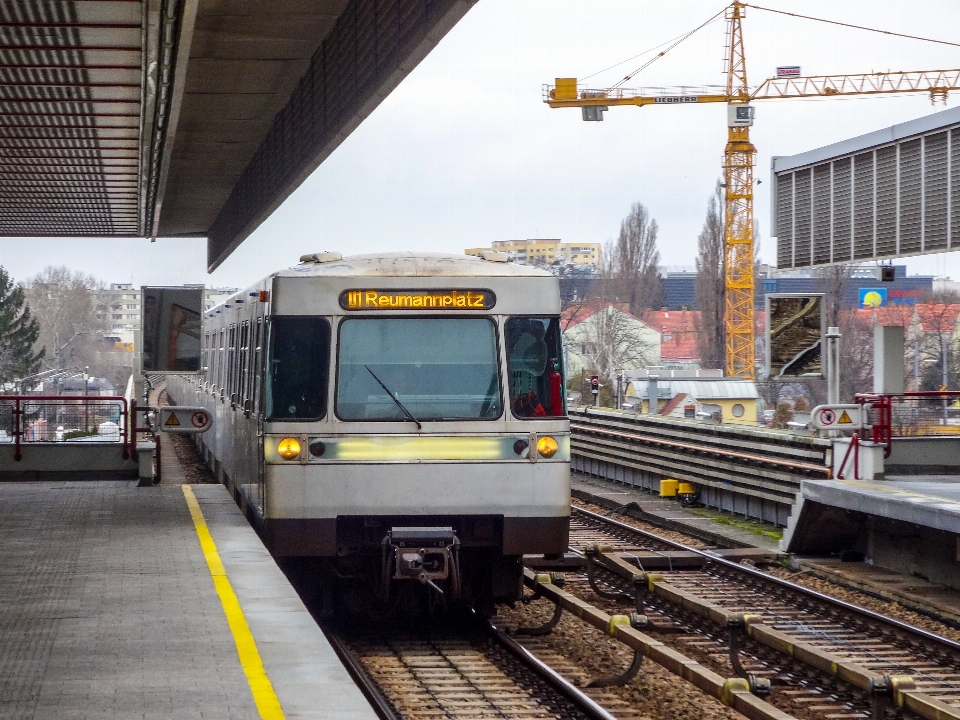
left=380, top=527, right=462, bottom=602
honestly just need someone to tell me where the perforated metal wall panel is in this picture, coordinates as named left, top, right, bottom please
left=773, top=116, right=960, bottom=268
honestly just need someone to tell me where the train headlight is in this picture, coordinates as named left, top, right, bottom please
left=537, top=436, right=559, bottom=458
left=277, top=437, right=301, bottom=460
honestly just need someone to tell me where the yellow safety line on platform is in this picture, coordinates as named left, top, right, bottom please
left=182, top=484, right=286, bottom=720
left=835, top=478, right=960, bottom=508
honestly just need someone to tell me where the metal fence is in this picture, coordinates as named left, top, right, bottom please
left=0, top=396, right=136, bottom=461
left=857, top=392, right=960, bottom=455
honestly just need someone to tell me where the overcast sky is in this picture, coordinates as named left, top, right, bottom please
left=3, top=0, right=960, bottom=289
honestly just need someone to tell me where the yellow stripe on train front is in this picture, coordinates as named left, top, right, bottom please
left=333, top=436, right=504, bottom=461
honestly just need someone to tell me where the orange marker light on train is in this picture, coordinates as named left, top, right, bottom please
left=277, top=437, right=301, bottom=460
left=537, top=436, right=559, bottom=458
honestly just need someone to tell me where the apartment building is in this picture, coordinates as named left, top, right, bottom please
left=465, top=239, right=601, bottom=267
left=95, top=283, right=141, bottom=328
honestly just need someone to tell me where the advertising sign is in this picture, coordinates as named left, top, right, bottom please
left=859, top=287, right=888, bottom=308
left=141, top=286, right=203, bottom=373
left=766, top=294, right=824, bottom=378
left=776, top=66, right=801, bottom=77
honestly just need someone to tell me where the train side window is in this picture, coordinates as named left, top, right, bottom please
left=266, top=316, right=330, bottom=420
left=218, top=329, right=225, bottom=388
left=505, top=317, right=566, bottom=418
left=228, top=326, right=237, bottom=400
left=252, top=317, right=263, bottom=414
left=239, top=321, right=249, bottom=407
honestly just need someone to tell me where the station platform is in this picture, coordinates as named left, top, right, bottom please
left=782, top=475, right=960, bottom=594
left=0, top=479, right=377, bottom=720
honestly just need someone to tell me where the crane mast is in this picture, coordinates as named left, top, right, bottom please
left=723, top=1, right=756, bottom=379
left=544, top=2, right=960, bottom=382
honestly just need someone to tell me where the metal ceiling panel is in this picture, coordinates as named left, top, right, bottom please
left=0, top=0, right=145, bottom=237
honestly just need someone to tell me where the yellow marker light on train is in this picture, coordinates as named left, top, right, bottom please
left=537, top=436, right=559, bottom=458
left=277, top=437, right=301, bottom=460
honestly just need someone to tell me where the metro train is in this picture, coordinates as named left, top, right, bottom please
left=167, top=251, right=570, bottom=611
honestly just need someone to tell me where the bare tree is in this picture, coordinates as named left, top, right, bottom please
left=24, top=266, right=108, bottom=373
left=566, top=301, right=659, bottom=385
left=814, top=264, right=853, bottom=329
left=911, top=302, right=960, bottom=391
left=837, top=310, right=875, bottom=400
left=694, top=182, right=725, bottom=369
left=604, top=202, right=662, bottom=316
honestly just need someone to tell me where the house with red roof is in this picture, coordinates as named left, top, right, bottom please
left=561, top=302, right=661, bottom=379
left=642, top=309, right=702, bottom=370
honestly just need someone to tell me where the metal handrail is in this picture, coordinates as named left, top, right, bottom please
left=0, top=394, right=132, bottom=462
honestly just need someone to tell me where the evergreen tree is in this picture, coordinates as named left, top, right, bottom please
left=0, top=267, right=43, bottom=386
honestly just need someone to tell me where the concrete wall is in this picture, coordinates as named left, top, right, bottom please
left=0, top=444, right=139, bottom=481
left=571, top=454, right=793, bottom=526
left=886, top=436, right=960, bottom=474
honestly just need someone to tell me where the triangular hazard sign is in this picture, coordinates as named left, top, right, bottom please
left=164, top=413, right=181, bottom=426
left=838, top=410, right=852, bottom=424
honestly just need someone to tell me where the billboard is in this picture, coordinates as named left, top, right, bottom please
left=141, top=286, right=203, bottom=373
left=859, top=287, right=888, bottom=308
left=776, top=66, right=801, bottom=78
left=765, top=293, right=824, bottom=378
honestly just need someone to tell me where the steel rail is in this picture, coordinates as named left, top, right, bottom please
left=570, top=506, right=960, bottom=719
left=324, top=614, right=621, bottom=720
left=483, top=618, right=619, bottom=720
left=572, top=504, right=960, bottom=652
left=321, top=627, right=402, bottom=720
left=520, top=569, right=796, bottom=720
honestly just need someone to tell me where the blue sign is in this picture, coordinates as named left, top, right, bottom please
left=859, top=288, right=888, bottom=308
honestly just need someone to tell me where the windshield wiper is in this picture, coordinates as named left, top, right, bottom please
left=365, top=365, right=422, bottom=429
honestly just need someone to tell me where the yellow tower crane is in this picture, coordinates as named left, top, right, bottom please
left=545, top=1, right=960, bottom=379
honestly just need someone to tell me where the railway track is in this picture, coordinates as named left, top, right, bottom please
left=561, top=505, right=960, bottom=720
left=324, top=614, right=626, bottom=720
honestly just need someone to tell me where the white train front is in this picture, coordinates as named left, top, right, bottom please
left=168, top=251, right=570, bottom=608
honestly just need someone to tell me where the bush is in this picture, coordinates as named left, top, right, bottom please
left=771, top=402, right=793, bottom=429
left=63, top=429, right=97, bottom=441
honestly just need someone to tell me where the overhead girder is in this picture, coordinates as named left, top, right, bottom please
left=0, top=0, right=477, bottom=264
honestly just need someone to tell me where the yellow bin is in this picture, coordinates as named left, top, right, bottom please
left=660, top=478, right=679, bottom=497
left=678, top=482, right=695, bottom=495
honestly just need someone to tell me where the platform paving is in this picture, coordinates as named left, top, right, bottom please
left=0, top=481, right=376, bottom=720
left=571, top=472, right=781, bottom=551
left=798, top=475, right=960, bottom=535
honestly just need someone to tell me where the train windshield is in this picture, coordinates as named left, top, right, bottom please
left=266, top=317, right=331, bottom=420
left=505, top=317, right=565, bottom=418
left=336, top=318, right=501, bottom=422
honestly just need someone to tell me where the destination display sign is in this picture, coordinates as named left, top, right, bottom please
left=339, top=289, right=496, bottom=311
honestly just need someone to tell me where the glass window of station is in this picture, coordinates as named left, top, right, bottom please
left=336, top=318, right=501, bottom=422
left=505, top=317, right=565, bottom=419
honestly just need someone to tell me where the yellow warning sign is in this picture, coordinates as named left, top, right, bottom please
left=164, top=413, right=181, bottom=427
left=838, top=410, right=852, bottom=424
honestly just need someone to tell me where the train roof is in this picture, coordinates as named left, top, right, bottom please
left=273, top=252, right=556, bottom=279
